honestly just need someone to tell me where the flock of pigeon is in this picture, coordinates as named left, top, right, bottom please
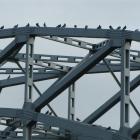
left=0, top=23, right=128, bottom=31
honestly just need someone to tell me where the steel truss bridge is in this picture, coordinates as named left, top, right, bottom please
left=0, top=26, right=139, bottom=140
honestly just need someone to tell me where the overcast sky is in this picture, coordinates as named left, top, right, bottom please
left=0, top=0, right=140, bottom=130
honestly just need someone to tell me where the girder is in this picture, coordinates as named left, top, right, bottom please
left=0, top=26, right=140, bottom=140
left=33, top=45, right=117, bottom=111
left=0, top=61, right=139, bottom=75
left=83, top=74, right=140, bottom=124
left=0, top=72, right=62, bottom=88
left=0, top=27, right=138, bottom=41
left=0, top=108, right=115, bottom=139
left=0, top=36, right=27, bottom=65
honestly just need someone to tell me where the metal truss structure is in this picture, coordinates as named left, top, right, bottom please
left=0, top=26, right=139, bottom=140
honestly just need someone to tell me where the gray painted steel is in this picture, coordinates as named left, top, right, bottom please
left=0, top=26, right=139, bottom=140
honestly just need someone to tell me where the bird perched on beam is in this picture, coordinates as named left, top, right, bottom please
left=122, top=25, right=127, bottom=31
left=45, top=110, right=49, bottom=115
left=36, top=23, right=40, bottom=27
left=106, top=126, right=111, bottom=130
left=7, top=75, right=11, bottom=79
left=97, top=25, right=101, bottom=29
left=56, top=24, right=61, bottom=28
left=85, top=25, right=88, bottom=29
left=109, top=25, right=114, bottom=30
left=14, top=24, right=18, bottom=28
left=135, top=29, right=139, bottom=32
left=0, top=26, right=4, bottom=29
left=74, top=25, right=77, bottom=28
left=116, top=26, right=121, bottom=30
left=26, top=23, right=30, bottom=27
left=49, top=112, right=52, bottom=115
left=62, top=23, right=66, bottom=28
left=76, top=118, right=81, bottom=121
left=43, top=22, right=47, bottom=27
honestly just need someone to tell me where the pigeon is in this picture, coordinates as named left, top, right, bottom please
left=56, top=24, right=61, bottom=28
left=97, top=25, right=101, bottom=29
left=0, top=26, right=4, bottom=29
left=85, top=25, right=88, bottom=29
left=106, top=126, right=111, bottom=130
left=26, top=23, right=30, bottom=27
left=36, top=23, right=40, bottom=27
left=122, top=25, right=127, bottom=31
left=7, top=75, right=11, bottom=79
left=76, top=118, right=80, bottom=121
left=109, top=25, right=114, bottom=30
left=45, top=110, right=49, bottom=115
left=74, top=25, right=77, bottom=28
left=135, top=29, right=139, bottom=32
left=116, top=26, right=121, bottom=30
left=62, top=23, right=66, bottom=28
left=49, top=112, right=52, bottom=115
left=14, top=24, right=18, bottom=28
left=43, top=22, right=47, bottom=27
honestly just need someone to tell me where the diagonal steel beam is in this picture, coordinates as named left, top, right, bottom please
left=130, top=99, right=140, bottom=118
left=41, top=36, right=110, bottom=51
left=0, top=36, right=27, bottom=64
left=83, top=74, right=140, bottom=124
left=41, top=36, right=93, bottom=50
left=33, top=45, right=117, bottom=111
left=131, top=119, right=140, bottom=138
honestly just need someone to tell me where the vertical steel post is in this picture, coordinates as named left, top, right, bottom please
left=120, top=41, right=131, bottom=135
left=23, top=37, right=34, bottom=140
left=68, top=83, right=75, bottom=120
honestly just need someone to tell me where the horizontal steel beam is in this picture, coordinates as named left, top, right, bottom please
left=0, top=62, right=139, bottom=89
left=0, top=136, right=61, bottom=140
left=0, top=63, right=139, bottom=74
left=0, top=71, right=62, bottom=88
left=15, top=53, right=83, bottom=63
left=0, top=27, right=139, bottom=41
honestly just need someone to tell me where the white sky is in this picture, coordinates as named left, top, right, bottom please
left=0, top=0, right=140, bottom=130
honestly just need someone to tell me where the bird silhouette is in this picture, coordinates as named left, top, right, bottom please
left=76, top=118, right=80, bottom=121
left=85, top=25, right=88, bottom=29
left=36, top=23, right=40, bottom=27
left=62, top=23, right=66, bottom=28
left=116, top=26, right=121, bottom=30
left=49, top=112, right=52, bottom=115
left=56, top=24, right=61, bottom=28
left=122, top=25, right=127, bottom=30
left=74, top=25, right=77, bottom=28
left=26, top=23, right=30, bottom=27
left=106, top=126, right=111, bottom=130
left=14, top=24, right=18, bottom=28
left=97, top=25, right=101, bottom=29
left=135, top=29, right=139, bottom=32
left=43, top=22, right=47, bottom=27
left=0, top=26, right=4, bottom=29
left=7, top=75, right=11, bottom=79
left=109, top=25, right=114, bottom=30
left=45, top=110, right=49, bottom=115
